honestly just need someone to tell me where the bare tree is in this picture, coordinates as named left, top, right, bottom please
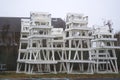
left=1, top=24, right=10, bottom=45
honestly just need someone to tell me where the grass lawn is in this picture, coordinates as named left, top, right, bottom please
left=0, top=71, right=120, bottom=78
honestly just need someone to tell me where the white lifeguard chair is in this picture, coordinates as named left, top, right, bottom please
left=17, top=12, right=57, bottom=74
left=64, top=13, right=94, bottom=74
left=16, top=12, right=119, bottom=74
left=16, top=19, right=30, bottom=73
left=91, top=24, right=119, bottom=73
left=51, top=28, right=66, bottom=73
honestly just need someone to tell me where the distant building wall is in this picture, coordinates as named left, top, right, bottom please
left=0, top=17, right=65, bottom=70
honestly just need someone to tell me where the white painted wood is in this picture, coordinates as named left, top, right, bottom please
left=91, top=25, right=119, bottom=73
left=16, top=12, right=119, bottom=74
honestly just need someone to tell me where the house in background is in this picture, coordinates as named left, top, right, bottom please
left=0, top=16, right=65, bottom=71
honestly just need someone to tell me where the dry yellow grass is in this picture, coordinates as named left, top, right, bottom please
left=0, top=72, right=120, bottom=78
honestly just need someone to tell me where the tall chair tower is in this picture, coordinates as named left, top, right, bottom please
left=64, top=13, right=94, bottom=74
left=91, top=24, right=119, bottom=73
left=17, top=12, right=57, bottom=74
left=16, top=19, right=30, bottom=73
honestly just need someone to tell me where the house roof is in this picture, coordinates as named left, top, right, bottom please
left=0, top=17, right=66, bottom=32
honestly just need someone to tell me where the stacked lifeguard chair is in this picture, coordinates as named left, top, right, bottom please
left=51, top=28, right=65, bottom=72
left=17, top=12, right=57, bottom=74
left=91, top=22, right=119, bottom=73
left=16, top=19, right=30, bottom=73
left=64, top=13, right=94, bottom=74
left=16, top=12, right=119, bottom=74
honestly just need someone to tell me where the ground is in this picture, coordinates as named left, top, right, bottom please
left=0, top=71, right=120, bottom=78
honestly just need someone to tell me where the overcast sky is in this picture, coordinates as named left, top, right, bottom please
left=0, top=0, right=120, bottom=32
